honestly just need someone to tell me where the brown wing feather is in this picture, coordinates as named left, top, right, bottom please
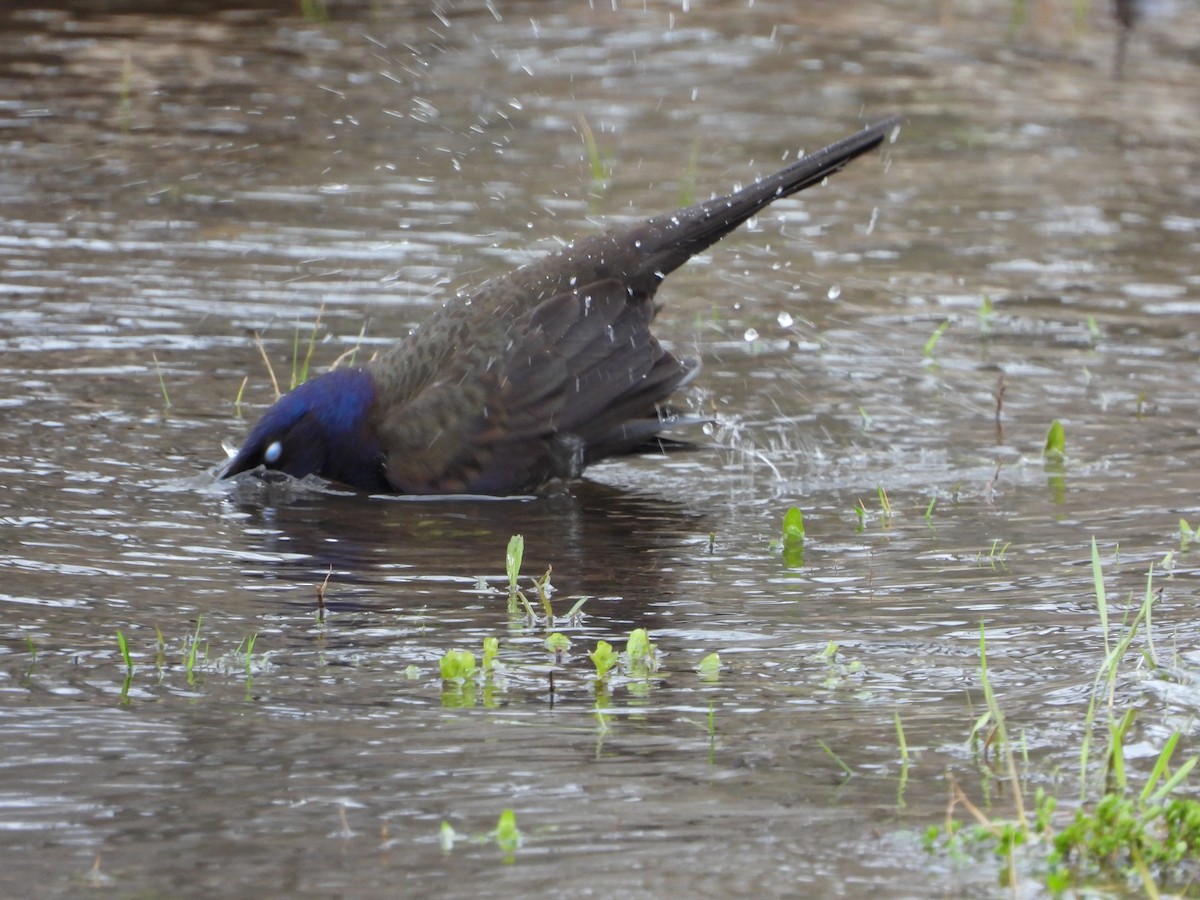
left=374, top=280, right=688, bottom=493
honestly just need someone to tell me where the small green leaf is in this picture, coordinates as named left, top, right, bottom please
left=403, top=664, right=421, bottom=680
left=1044, top=419, right=1065, bottom=458
left=815, top=641, right=839, bottom=662
left=505, top=534, right=524, bottom=590
left=782, top=506, right=805, bottom=542
left=116, top=629, right=133, bottom=675
left=544, top=632, right=571, bottom=653
left=439, top=650, right=477, bottom=682
left=625, top=628, right=657, bottom=677
left=563, top=596, right=590, bottom=619
left=481, top=637, right=499, bottom=673
left=626, top=628, right=653, bottom=661
left=852, top=500, right=867, bottom=533
left=495, top=808, right=521, bottom=860
left=697, top=652, right=721, bottom=677
left=589, top=640, right=618, bottom=679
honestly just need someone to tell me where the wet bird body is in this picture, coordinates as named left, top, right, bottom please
left=223, top=117, right=898, bottom=494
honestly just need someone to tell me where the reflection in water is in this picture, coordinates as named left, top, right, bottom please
left=222, top=477, right=708, bottom=617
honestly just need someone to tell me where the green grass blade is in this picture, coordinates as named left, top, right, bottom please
left=923, top=319, right=951, bottom=358
left=1091, top=536, right=1109, bottom=658
left=817, top=739, right=853, bottom=780
left=1141, top=731, right=1182, bottom=804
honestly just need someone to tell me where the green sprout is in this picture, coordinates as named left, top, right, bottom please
left=290, top=303, right=325, bottom=389
left=505, top=534, right=524, bottom=592
left=780, top=506, right=805, bottom=567
left=589, top=640, right=618, bottom=681
left=439, top=650, right=477, bottom=683
left=116, top=630, right=133, bottom=676
left=625, top=628, right=657, bottom=678
left=185, top=616, right=204, bottom=687
left=544, top=632, right=571, bottom=655
left=1179, top=518, right=1196, bottom=551
left=494, top=808, right=521, bottom=863
left=481, top=637, right=499, bottom=675
left=151, top=353, right=171, bottom=412
left=924, top=318, right=951, bottom=359
left=1044, top=419, right=1066, bottom=458
left=782, top=506, right=805, bottom=540
left=117, top=629, right=134, bottom=705
left=895, top=712, right=910, bottom=808
left=578, top=114, right=613, bottom=200
left=852, top=499, right=868, bottom=533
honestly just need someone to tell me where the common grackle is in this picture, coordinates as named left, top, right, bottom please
left=223, top=116, right=899, bottom=494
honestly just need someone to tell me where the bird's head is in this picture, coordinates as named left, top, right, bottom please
left=222, top=367, right=388, bottom=491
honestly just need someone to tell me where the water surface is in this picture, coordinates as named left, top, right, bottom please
left=2, top=0, right=1200, bottom=895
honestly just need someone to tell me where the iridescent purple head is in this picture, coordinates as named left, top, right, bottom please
left=222, top=367, right=389, bottom=492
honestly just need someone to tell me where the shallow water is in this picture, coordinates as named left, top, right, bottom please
left=2, top=0, right=1200, bottom=895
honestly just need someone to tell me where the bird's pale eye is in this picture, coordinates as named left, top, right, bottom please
left=263, top=441, right=283, bottom=465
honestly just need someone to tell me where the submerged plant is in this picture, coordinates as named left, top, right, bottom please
left=697, top=652, right=721, bottom=679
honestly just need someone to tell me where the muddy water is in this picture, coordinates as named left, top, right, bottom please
left=2, top=0, right=1200, bottom=895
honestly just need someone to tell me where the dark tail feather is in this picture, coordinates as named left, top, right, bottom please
left=641, top=116, right=900, bottom=280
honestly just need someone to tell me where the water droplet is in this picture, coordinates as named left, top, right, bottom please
left=777, top=312, right=794, bottom=328
left=827, top=284, right=842, bottom=300
left=743, top=328, right=759, bottom=342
